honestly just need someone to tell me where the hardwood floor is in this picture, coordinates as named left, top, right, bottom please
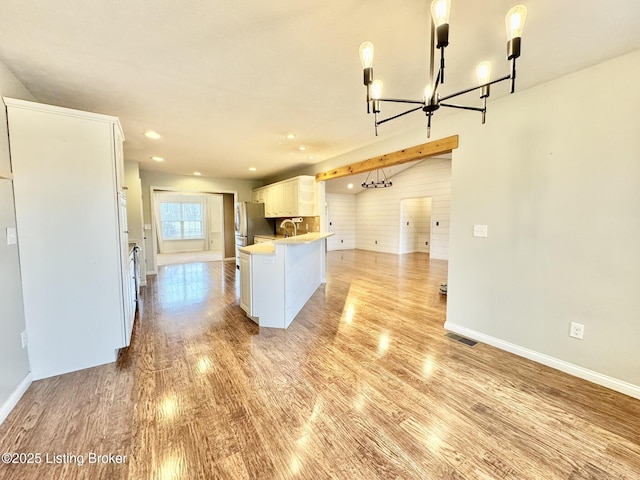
left=1, top=250, right=639, bottom=479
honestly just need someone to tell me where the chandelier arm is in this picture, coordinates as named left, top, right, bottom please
left=439, top=103, right=485, bottom=113
left=378, top=97, right=425, bottom=105
left=438, top=74, right=511, bottom=103
left=375, top=106, right=425, bottom=125
left=434, top=67, right=442, bottom=92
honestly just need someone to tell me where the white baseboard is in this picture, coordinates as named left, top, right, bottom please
left=0, top=373, right=33, bottom=426
left=444, top=321, right=640, bottom=400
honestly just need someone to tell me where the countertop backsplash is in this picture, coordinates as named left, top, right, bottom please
left=275, top=216, right=320, bottom=236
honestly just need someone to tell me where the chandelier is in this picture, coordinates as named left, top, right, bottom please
left=361, top=169, right=393, bottom=189
left=359, top=1, right=528, bottom=137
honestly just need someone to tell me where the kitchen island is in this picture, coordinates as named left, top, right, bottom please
left=238, top=232, right=334, bottom=328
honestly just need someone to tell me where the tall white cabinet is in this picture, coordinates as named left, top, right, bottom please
left=4, top=97, right=134, bottom=380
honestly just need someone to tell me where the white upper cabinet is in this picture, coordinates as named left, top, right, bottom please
left=253, top=175, right=316, bottom=218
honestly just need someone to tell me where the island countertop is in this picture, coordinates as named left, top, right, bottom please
left=274, top=232, right=334, bottom=244
left=239, top=232, right=334, bottom=255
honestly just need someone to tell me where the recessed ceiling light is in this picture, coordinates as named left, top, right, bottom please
left=298, top=146, right=306, bottom=151
left=144, top=130, right=161, bottom=139
left=307, top=155, right=315, bottom=160
left=193, top=171, right=202, bottom=176
left=151, top=156, right=164, bottom=162
left=286, top=133, right=296, bottom=140
left=347, top=183, right=354, bottom=189
left=249, top=167, right=257, bottom=172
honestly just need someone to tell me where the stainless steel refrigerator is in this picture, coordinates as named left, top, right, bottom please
left=234, top=202, right=275, bottom=267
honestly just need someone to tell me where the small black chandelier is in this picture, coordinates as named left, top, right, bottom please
left=362, top=169, right=393, bottom=189
left=360, top=1, right=528, bottom=137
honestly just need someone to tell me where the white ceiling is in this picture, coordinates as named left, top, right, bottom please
left=1, top=1, right=639, bottom=182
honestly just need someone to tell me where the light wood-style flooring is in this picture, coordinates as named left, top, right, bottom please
left=156, top=250, right=223, bottom=266
left=1, top=250, right=639, bottom=479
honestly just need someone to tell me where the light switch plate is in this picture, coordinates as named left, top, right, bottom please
left=473, top=224, right=488, bottom=238
left=6, top=227, right=17, bottom=245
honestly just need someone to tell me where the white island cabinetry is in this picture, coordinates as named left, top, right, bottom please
left=5, top=97, right=133, bottom=380
left=239, top=233, right=333, bottom=328
left=239, top=251, right=252, bottom=314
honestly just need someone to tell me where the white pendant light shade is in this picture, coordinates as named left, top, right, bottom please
left=359, top=42, right=375, bottom=69
left=505, top=5, right=528, bottom=40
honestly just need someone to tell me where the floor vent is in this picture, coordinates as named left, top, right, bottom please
left=445, top=332, right=478, bottom=347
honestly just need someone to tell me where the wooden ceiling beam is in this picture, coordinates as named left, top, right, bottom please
left=315, top=135, right=458, bottom=182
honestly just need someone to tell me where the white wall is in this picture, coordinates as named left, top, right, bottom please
left=326, top=193, right=356, bottom=250
left=442, top=50, right=640, bottom=395
left=355, top=158, right=451, bottom=259
left=0, top=62, right=35, bottom=423
left=207, top=194, right=224, bottom=252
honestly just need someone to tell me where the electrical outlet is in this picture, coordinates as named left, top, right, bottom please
left=21, top=330, right=28, bottom=348
left=473, top=224, right=488, bottom=238
left=569, top=322, right=584, bottom=340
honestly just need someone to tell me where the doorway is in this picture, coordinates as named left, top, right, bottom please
left=400, top=197, right=432, bottom=254
left=150, top=189, right=235, bottom=269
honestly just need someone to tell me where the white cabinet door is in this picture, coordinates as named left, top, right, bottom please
left=253, top=188, right=265, bottom=204
left=282, top=179, right=298, bottom=216
left=297, top=176, right=317, bottom=216
left=239, top=252, right=252, bottom=314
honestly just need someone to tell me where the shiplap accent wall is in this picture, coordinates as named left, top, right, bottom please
left=326, top=193, right=356, bottom=251
left=355, top=158, right=451, bottom=259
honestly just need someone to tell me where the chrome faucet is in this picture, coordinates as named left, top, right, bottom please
left=279, top=219, right=297, bottom=237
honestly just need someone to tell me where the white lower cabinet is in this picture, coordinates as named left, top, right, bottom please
left=239, top=252, right=253, bottom=317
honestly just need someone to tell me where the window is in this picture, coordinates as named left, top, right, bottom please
left=160, top=202, right=204, bottom=239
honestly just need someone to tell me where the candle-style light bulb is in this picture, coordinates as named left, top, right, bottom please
left=505, top=5, right=528, bottom=41
left=430, top=0, right=451, bottom=27
left=476, top=61, right=492, bottom=99
left=424, top=84, right=434, bottom=103
left=506, top=5, right=527, bottom=60
left=431, top=0, right=451, bottom=49
left=476, top=61, right=492, bottom=85
left=371, top=80, right=383, bottom=100
left=359, top=42, right=375, bottom=69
